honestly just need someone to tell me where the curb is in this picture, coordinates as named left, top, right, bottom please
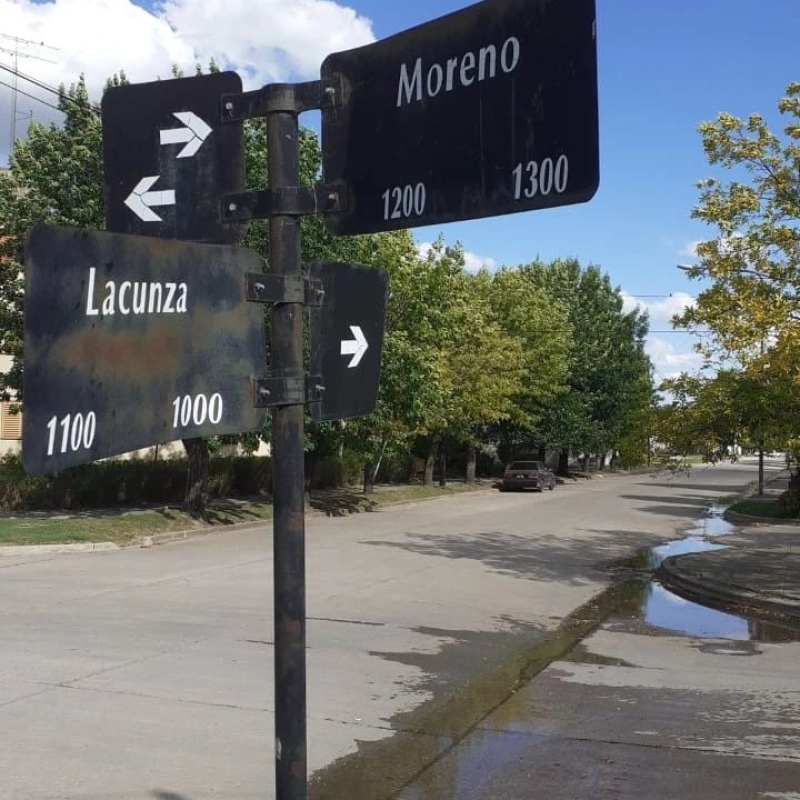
left=0, top=542, right=120, bottom=556
left=658, top=554, right=800, bottom=623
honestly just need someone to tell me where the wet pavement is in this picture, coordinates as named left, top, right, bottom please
left=382, top=479, right=800, bottom=800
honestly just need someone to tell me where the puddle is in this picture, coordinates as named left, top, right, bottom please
left=649, top=504, right=734, bottom=568
left=623, top=505, right=800, bottom=643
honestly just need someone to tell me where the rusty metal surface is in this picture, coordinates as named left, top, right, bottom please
left=22, top=224, right=267, bottom=475
left=267, top=111, right=309, bottom=799
left=320, top=0, right=598, bottom=235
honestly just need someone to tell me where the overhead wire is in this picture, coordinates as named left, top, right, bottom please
left=0, top=77, right=61, bottom=113
left=0, top=61, right=100, bottom=115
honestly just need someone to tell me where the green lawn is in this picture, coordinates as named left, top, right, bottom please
left=727, top=496, right=797, bottom=520
left=0, top=483, right=488, bottom=547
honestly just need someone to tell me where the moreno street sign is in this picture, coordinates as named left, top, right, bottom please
left=102, top=72, right=245, bottom=243
left=22, top=224, right=268, bottom=475
left=320, top=0, right=599, bottom=236
left=308, top=261, right=388, bottom=421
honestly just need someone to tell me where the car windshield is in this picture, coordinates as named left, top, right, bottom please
left=508, top=461, right=540, bottom=470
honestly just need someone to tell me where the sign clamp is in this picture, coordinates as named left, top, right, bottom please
left=220, top=77, right=341, bottom=122
left=222, top=184, right=346, bottom=222
left=246, top=274, right=326, bottom=407
left=245, top=273, right=324, bottom=307
left=252, top=375, right=324, bottom=408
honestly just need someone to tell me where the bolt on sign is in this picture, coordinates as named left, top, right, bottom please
left=22, top=225, right=267, bottom=475
left=321, top=0, right=599, bottom=236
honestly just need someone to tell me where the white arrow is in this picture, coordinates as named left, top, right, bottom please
left=124, top=175, right=176, bottom=222
left=340, top=325, right=369, bottom=368
left=159, top=111, right=212, bottom=158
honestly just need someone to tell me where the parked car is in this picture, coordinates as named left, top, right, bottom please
left=499, top=460, right=556, bottom=492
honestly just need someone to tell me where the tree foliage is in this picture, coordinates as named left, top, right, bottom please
left=671, top=82, right=800, bottom=460
left=0, top=67, right=661, bottom=492
left=523, top=259, right=652, bottom=469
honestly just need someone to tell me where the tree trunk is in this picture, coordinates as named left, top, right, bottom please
left=558, top=449, right=569, bottom=476
left=599, top=453, right=607, bottom=471
left=183, top=437, right=210, bottom=518
left=424, top=439, right=437, bottom=486
left=758, top=444, right=764, bottom=496
left=580, top=454, right=588, bottom=472
left=465, top=446, right=477, bottom=484
left=438, top=438, right=447, bottom=487
left=363, top=462, right=375, bottom=495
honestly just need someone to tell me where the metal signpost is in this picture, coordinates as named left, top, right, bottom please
left=321, top=0, right=598, bottom=235
left=22, top=225, right=268, bottom=475
left=21, top=1, right=598, bottom=799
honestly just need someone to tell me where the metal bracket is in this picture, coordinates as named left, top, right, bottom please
left=246, top=274, right=324, bottom=306
left=222, top=184, right=345, bottom=221
left=221, top=77, right=341, bottom=122
left=253, top=375, right=326, bottom=408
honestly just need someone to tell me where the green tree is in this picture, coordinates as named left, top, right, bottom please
left=677, top=83, right=800, bottom=361
left=0, top=76, right=102, bottom=398
left=524, top=259, right=652, bottom=473
left=487, top=266, right=571, bottom=461
left=673, top=82, right=800, bottom=467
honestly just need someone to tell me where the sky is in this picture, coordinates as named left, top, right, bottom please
left=0, top=0, right=798, bottom=385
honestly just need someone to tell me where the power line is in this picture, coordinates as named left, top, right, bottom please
left=0, top=78, right=61, bottom=113
left=0, top=32, right=58, bottom=149
left=0, top=62, right=100, bottom=120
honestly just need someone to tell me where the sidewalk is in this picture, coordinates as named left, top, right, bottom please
left=658, top=472, right=800, bottom=623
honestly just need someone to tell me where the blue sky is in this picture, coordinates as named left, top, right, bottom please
left=1, top=0, right=798, bottom=380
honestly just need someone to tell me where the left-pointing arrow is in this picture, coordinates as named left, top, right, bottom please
left=340, top=325, right=369, bottom=368
left=124, top=176, right=176, bottom=223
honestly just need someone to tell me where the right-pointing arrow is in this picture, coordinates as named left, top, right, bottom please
left=340, top=325, right=369, bottom=368
left=124, top=176, right=176, bottom=223
left=159, top=111, right=212, bottom=158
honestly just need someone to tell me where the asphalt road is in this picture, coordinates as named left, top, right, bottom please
left=0, top=460, right=791, bottom=799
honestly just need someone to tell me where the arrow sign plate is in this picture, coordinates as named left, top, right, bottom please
left=22, top=224, right=268, bottom=475
left=321, top=0, right=598, bottom=235
left=309, top=261, right=388, bottom=421
left=102, top=72, right=245, bottom=243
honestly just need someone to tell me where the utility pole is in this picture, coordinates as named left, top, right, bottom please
left=0, top=32, right=58, bottom=151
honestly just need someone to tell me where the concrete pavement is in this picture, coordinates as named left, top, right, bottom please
left=1, top=460, right=796, bottom=799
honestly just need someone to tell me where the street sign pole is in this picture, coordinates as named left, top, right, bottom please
left=266, top=93, right=308, bottom=800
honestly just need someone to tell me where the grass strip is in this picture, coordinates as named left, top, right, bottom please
left=0, top=484, right=489, bottom=547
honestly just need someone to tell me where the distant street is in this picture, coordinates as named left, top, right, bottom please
left=0, top=459, right=794, bottom=799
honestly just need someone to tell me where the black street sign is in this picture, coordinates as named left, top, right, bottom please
left=309, top=261, right=388, bottom=421
left=22, top=224, right=268, bottom=475
left=321, top=0, right=598, bottom=236
left=102, top=72, right=245, bottom=244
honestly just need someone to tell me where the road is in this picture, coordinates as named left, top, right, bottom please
left=0, top=460, right=795, bottom=799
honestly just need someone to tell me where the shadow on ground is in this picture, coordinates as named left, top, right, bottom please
left=363, top=528, right=655, bottom=585
left=310, top=490, right=378, bottom=517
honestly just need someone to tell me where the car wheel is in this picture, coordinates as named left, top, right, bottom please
left=548, top=479, right=555, bottom=490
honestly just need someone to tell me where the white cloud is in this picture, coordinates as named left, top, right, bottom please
left=462, top=250, right=498, bottom=273
left=158, top=0, right=374, bottom=84
left=680, top=240, right=701, bottom=258
left=416, top=242, right=498, bottom=274
left=621, top=291, right=702, bottom=382
left=621, top=291, right=695, bottom=329
left=647, top=337, right=704, bottom=380
left=0, top=0, right=375, bottom=161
